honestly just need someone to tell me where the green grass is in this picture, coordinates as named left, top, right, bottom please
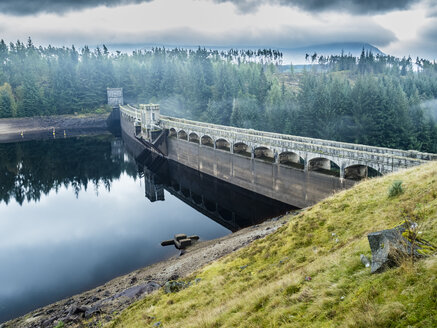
left=54, top=321, right=65, bottom=328
left=108, top=162, right=437, bottom=328
left=388, top=180, right=404, bottom=198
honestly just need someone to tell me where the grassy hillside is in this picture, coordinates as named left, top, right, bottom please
left=109, top=162, right=437, bottom=328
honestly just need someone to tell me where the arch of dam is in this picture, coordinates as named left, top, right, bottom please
left=119, top=104, right=437, bottom=208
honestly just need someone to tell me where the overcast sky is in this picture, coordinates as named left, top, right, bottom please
left=0, top=0, right=435, bottom=59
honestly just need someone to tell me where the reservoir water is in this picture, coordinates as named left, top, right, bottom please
left=0, top=134, right=292, bottom=323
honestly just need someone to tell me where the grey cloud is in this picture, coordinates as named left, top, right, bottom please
left=0, top=0, right=152, bottom=16
left=426, top=0, right=437, bottom=17
left=214, top=0, right=421, bottom=15
left=388, top=18, right=437, bottom=60
left=30, top=21, right=396, bottom=49
left=0, top=0, right=423, bottom=16
left=422, top=20, right=437, bottom=43
left=223, top=24, right=397, bottom=48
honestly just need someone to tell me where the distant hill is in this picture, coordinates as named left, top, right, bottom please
left=107, top=41, right=384, bottom=66
left=282, top=42, right=384, bottom=65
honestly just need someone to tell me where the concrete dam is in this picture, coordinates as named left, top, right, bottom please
left=110, top=89, right=437, bottom=209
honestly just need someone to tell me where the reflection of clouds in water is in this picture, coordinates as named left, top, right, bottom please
left=0, top=235, right=165, bottom=297
left=0, top=173, right=140, bottom=247
left=0, top=173, right=214, bottom=247
left=0, top=171, right=229, bottom=322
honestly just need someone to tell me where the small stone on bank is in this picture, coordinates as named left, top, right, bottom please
left=360, top=254, right=370, bottom=268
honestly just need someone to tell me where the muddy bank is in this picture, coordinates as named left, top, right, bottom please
left=3, top=216, right=289, bottom=328
left=0, top=114, right=111, bottom=143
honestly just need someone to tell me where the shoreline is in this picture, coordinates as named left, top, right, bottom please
left=3, top=216, right=290, bottom=328
left=0, top=114, right=112, bottom=143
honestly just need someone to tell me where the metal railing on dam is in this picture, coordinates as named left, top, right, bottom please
left=120, top=105, right=436, bottom=207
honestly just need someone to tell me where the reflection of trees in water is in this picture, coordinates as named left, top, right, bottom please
left=0, top=136, right=137, bottom=205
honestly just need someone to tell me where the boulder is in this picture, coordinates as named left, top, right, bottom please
left=68, top=304, right=88, bottom=316
left=112, top=281, right=161, bottom=299
left=41, top=318, right=55, bottom=328
left=368, top=221, right=435, bottom=273
left=84, top=305, right=102, bottom=319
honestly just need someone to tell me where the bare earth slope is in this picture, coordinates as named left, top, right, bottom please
left=0, top=114, right=109, bottom=143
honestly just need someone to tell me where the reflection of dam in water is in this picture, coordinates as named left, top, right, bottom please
left=122, top=139, right=294, bottom=232
left=1, top=135, right=240, bottom=324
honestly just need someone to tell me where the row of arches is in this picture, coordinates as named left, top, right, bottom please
left=168, top=128, right=381, bottom=180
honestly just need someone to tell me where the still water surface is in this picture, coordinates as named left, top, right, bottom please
left=0, top=134, right=290, bottom=322
left=0, top=135, right=231, bottom=322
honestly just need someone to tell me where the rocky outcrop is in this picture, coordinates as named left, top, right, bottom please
left=109, top=282, right=161, bottom=300
left=368, top=221, right=436, bottom=273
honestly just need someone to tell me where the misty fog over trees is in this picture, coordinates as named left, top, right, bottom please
left=0, top=38, right=436, bottom=153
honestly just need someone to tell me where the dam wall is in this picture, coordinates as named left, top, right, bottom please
left=166, top=137, right=356, bottom=208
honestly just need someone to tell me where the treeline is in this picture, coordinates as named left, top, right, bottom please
left=0, top=38, right=436, bottom=152
left=306, top=49, right=437, bottom=76
left=0, top=39, right=281, bottom=119
left=287, top=73, right=437, bottom=151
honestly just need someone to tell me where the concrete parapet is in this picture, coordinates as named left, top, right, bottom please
left=159, top=116, right=433, bottom=176
left=120, top=106, right=435, bottom=177
left=160, top=115, right=437, bottom=162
